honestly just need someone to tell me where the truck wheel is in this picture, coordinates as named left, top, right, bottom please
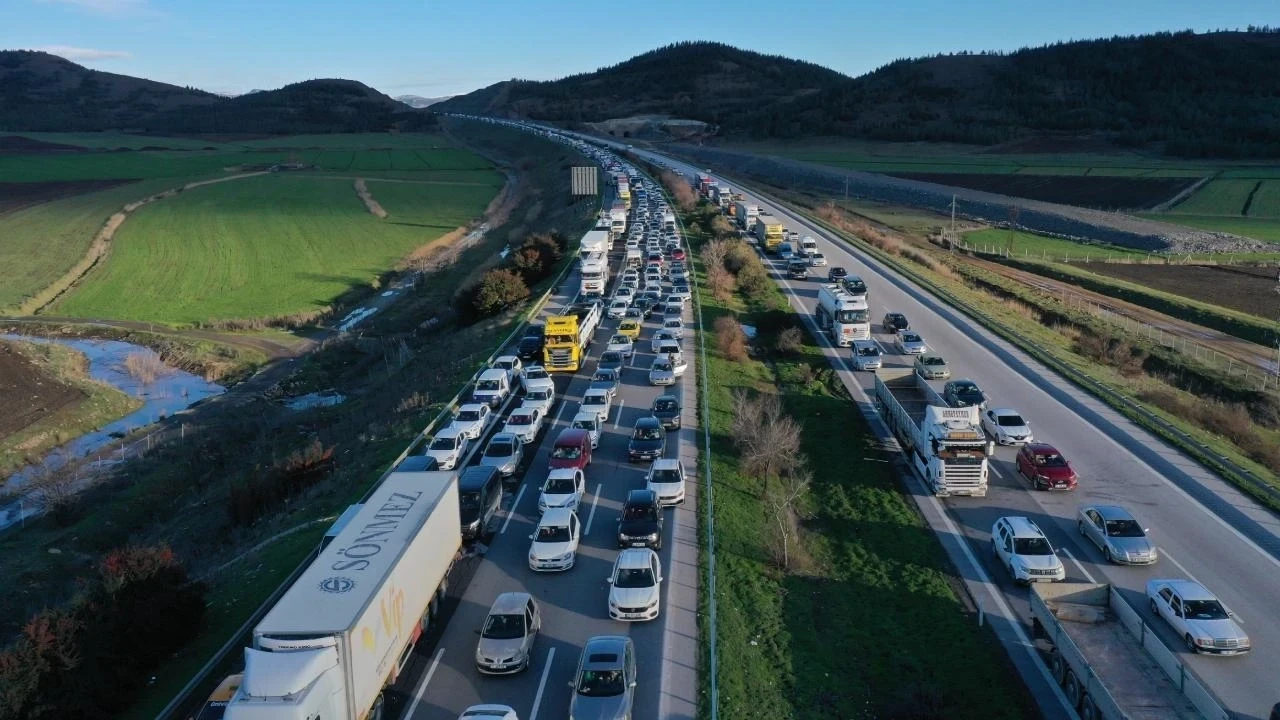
left=1081, top=697, right=1100, bottom=720
left=1064, top=670, right=1083, bottom=709
left=429, top=590, right=442, bottom=619
left=1049, top=649, right=1067, bottom=684
left=369, top=693, right=386, bottom=720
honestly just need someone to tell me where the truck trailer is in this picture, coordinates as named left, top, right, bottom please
left=816, top=284, right=870, bottom=345
left=753, top=220, right=785, bottom=252
left=223, top=472, right=461, bottom=720
left=579, top=229, right=608, bottom=259
left=874, top=367, right=989, bottom=496
left=1030, top=583, right=1210, bottom=720
left=543, top=300, right=602, bottom=372
left=734, top=202, right=759, bottom=231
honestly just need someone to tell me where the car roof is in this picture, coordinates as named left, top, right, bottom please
left=458, top=465, right=500, bottom=490
left=458, top=403, right=487, bottom=412
left=651, top=458, right=680, bottom=471
left=653, top=393, right=679, bottom=403
left=547, top=467, right=581, bottom=481
left=490, top=432, right=518, bottom=444
left=1024, top=442, right=1060, bottom=455
left=1153, top=579, right=1215, bottom=600
left=635, top=416, right=662, bottom=428
left=948, top=379, right=978, bottom=387
left=494, top=354, right=518, bottom=362
left=489, top=591, right=532, bottom=615
left=1086, top=504, right=1133, bottom=521
left=1000, top=516, right=1046, bottom=538
left=478, top=368, right=507, bottom=379
left=990, top=407, right=1021, bottom=416
left=539, top=507, right=576, bottom=526
left=556, top=428, right=589, bottom=443
left=617, top=548, right=656, bottom=568
left=584, top=387, right=608, bottom=397
left=582, top=635, right=631, bottom=667
left=435, top=426, right=461, bottom=438
left=626, top=488, right=658, bottom=504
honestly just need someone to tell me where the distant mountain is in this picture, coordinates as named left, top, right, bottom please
left=395, top=94, right=453, bottom=108
left=0, top=51, right=433, bottom=134
left=440, top=32, right=1280, bottom=157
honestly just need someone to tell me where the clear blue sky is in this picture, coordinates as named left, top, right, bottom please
left=3, top=0, right=1277, bottom=97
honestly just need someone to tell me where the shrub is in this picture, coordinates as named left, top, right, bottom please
left=775, top=326, right=804, bottom=355
left=472, top=269, right=530, bottom=318
left=723, top=242, right=757, bottom=275
left=1075, top=331, right=1146, bottom=377
left=661, top=171, right=698, bottom=210
left=714, top=315, right=748, bottom=362
left=736, top=261, right=774, bottom=302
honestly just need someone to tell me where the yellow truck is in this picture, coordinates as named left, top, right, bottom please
left=543, top=301, right=602, bottom=372
left=753, top=220, right=785, bottom=253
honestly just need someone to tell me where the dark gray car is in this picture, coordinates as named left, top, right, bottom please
left=568, top=635, right=636, bottom=720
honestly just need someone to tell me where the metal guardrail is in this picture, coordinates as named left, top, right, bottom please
left=157, top=142, right=603, bottom=720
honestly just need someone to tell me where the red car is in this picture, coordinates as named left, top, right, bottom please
left=1015, top=443, right=1077, bottom=490
left=671, top=247, right=687, bottom=262
left=548, top=427, right=592, bottom=471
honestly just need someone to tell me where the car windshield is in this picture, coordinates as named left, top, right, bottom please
left=481, top=613, right=525, bottom=640
left=525, top=368, right=547, bottom=380
left=903, top=334, right=920, bottom=342
left=634, top=426, right=662, bottom=441
left=485, top=440, right=514, bottom=457
left=615, top=567, right=655, bottom=589
left=610, top=336, right=629, bottom=345
left=654, top=400, right=677, bottom=412
left=496, top=360, right=514, bottom=370
left=1035, top=454, right=1067, bottom=467
left=584, top=395, right=605, bottom=405
left=998, top=414, right=1026, bottom=426
left=577, top=669, right=625, bottom=697
left=477, top=379, right=500, bottom=391
left=508, top=414, right=533, bottom=426
left=1105, top=519, right=1145, bottom=537
left=652, top=361, right=672, bottom=373
left=536, top=525, right=571, bottom=542
left=602, top=352, right=622, bottom=363
left=429, top=437, right=457, bottom=451
left=551, top=445, right=582, bottom=460
left=651, top=469, right=681, bottom=484
left=594, top=370, right=615, bottom=382
left=545, top=477, right=577, bottom=494
left=459, top=491, right=481, bottom=509
left=457, top=410, right=481, bottom=422
left=527, top=390, right=550, bottom=402
left=1014, top=537, right=1054, bottom=555
left=572, top=420, right=596, bottom=431
left=923, top=357, right=945, bottom=366
left=1183, top=599, right=1229, bottom=620
left=858, top=346, right=880, bottom=356
left=623, top=504, right=656, bottom=521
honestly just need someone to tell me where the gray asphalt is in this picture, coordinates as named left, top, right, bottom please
left=636, top=149, right=1280, bottom=720
left=393, top=192, right=700, bottom=718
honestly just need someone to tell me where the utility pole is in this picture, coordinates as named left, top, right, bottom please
left=948, top=194, right=958, bottom=252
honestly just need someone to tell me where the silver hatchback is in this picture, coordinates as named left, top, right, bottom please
left=568, top=635, right=636, bottom=720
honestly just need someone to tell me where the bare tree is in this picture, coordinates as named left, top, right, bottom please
left=24, top=461, right=81, bottom=525
left=764, top=467, right=812, bottom=570
left=729, top=390, right=803, bottom=487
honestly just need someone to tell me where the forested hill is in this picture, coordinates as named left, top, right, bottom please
left=441, top=31, right=1280, bottom=157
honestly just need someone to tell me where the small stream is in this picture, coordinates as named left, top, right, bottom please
left=2, top=334, right=224, bottom=501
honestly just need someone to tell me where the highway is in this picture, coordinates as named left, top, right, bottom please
left=389, top=165, right=700, bottom=720
left=636, top=149, right=1280, bottom=720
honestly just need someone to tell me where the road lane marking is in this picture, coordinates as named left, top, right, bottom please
left=529, top=647, right=556, bottom=720
left=405, top=647, right=444, bottom=718
left=585, top=483, right=603, bottom=534
left=614, top=398, right=625, bottom=427
left=988, top=463, right=1004, bottom=480
left=501, top=485, right=527, bottom=535
left=1059, top=547, right=1096, bottom=583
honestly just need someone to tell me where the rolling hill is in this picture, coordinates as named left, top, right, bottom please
left=439, top=32, right=1280, bottom=157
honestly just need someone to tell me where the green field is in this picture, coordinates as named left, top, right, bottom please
left=53, top=174, right=498, bottom=324
left=1168, top=178, right=1256, bottom=215
left=1247, top=180, right=1280, bottom=217
left=1139, top=213, right=1280, bottom=244
left=962, top=227, right=1147, bottom=260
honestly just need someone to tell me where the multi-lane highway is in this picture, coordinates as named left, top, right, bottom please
left=388, top=162, right=700, bottom=720
left=635, top=149, right=1280, bottom=720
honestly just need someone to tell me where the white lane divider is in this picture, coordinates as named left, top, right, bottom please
left=500, top=485, right=527, bottom=535
left=614, top=399, right=626, bottom=428
left=1059, top=547, right=1096, bottom=584
left=584, top=483, right=603, bottom=534
left=528, top=647, right=556, bottom=720
left=988, top=463, right=1005, bottom=480
left=405, top=647, right=444, bottom=718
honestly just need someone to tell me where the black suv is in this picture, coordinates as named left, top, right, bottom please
left=516, top=324, right=545, bottom=361
left=617, top=489, right=663, bottom=550
left=943, top=379, right=986, bottom=408
left=827, top=266, right=848, bottom=282
left=882, top=312, right=909, bottom=332
left=627, top=417, right=666, bottom=462
left=651, top=394, right=681, bottom=430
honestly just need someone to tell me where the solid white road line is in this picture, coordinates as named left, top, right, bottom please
left=988, top=463, right=1005, bottom=480
left=528, top=647, right=556, bottom=720
left=614, top=399, right=626, bottom=427
left=585, top=483, right=603, bottom=534
left=1059, top=547, right=1096, bottom=583
left=501, top=485, right=527, bottom=535
left=405, top=647, right=444, bottom=719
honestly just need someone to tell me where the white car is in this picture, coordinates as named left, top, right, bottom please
left=645, top=458, right=687, bottom=506
left=502, top=407, right=544, bottom=445
left=607, top=299, right=629, bottom=319
left=457, top=705, right=519, bottom=720
left=528, top=507, right=581, bottom=572
left=894, top=330, right=927, bottom=354
left=607, top=548, right=663, bottom=622
left=571, top=411, right=602, bottom=449
left=662, top=318, right=685, bottom=339
left=521, top=384, right=556, bottom=418
left=606, top=334, right=635, bottom=358
left=492, top=355, right=523, bottom=390
left=581, top=388, right=612, bottom=423
left=450, top=403, right=492, bottom=440
left=615, top=286, right=634, bottom=300
left=992, top=516, right=1065, bottom=584
left=521, top=364, right=550, bottom=385
left=1146, top=579, right=1250, bottom=655
left=424, top=427, right=469, bottom=470
left=982, top=407, right=1034, bottom=445
left=809, top=252, right=827, bottom=267
left=650, top=329, right=680, bottom=353
left=538, top=467, right=586, bottom=513
left=671, top=284, right=691, bottom=301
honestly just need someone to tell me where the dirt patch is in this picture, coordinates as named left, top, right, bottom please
left=353, top=178, right=388, bottom=218
left=1077, top=262, right=1280, bottom=319
left=0, top=135, right=88, bottom=153
left=0, top=341, right=85, bottom=438
left=888, top=173, right=1195, bottom=211
left=0, top=179, right=140, bottom=216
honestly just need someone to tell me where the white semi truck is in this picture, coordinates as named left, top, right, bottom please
left=1030, top=583, right=1215, bottom=720
left=579, top=229, right=608, bottom=259
left=580, top=252, right=608, bottom=297
left=734, top=201, right=759, bottom=231
left=222, top=472, right=461, bottom=720
left=608, top=203, right=627, bottom=236
left=874, top=367, right=989, bottom=496
left=816, top=284, right=870, bottom=346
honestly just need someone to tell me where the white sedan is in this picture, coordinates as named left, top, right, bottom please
left=502, top=407, right=544, bottom=445
left=450, top=403, right=492, bottom=440
left=528, top=508, right=580, bottom=572
left=649, top=329, right=680, bottom=353
left=808, top=252, right=827, bottom=267
left=538, top=468, right=586, bottom=513
left=607, top=548, right=663, bottom=622
left=607, top=299, right=629, bottom=319
left=424, top=427, right=469, bottom=470
left=981, top=407, right=1034, bottom=445
left=606, top=334, right=635, bottom=358
left=1146, top=579, right=1250, bottom=655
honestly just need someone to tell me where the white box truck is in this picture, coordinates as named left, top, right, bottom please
left=579, top=229, right=608, bottom=260
left=223, top=472, right=461, bottom=720
left=874, top=367, right=990, bottom=496
left=816, top=284, right=870, bottom=346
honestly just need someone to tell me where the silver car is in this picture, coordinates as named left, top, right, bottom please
left=479, top=432, right=524, bottom=479
left=1078, top=505, right=1158, bottom=565
left=568, top=635, right=636, bottom=720
left=475, top=592, right=541, bottom=675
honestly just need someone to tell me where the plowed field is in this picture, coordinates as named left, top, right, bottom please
left=889, top=173, right=1195, bottom=210
left=0, top=342, right=84, bottom=438
left=1078, top=262, right=1280, bottom=318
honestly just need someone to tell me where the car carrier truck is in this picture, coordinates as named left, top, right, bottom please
left=543, top=300, right=602, bottom=372
left=874, top=367, right=989, bottom=496
left=222, top=472, right=461, bottom=720
left=1030, top=583, right=1218, bottom=720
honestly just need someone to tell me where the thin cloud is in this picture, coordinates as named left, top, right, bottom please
left=35, top=45, right=132, bottom=61
left=36, top=0, right=148, bottom=15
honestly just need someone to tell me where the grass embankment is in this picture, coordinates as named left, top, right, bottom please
left=0, top=339, right=142, bottom=477
left=113, top=119, right=597, bottom=719
left=678, top=200, right=1034, bottom=719
left=53, top=173, right=500, bottom=325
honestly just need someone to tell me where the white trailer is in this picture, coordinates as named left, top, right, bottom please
left=579, top=229, right=608, bottom=259
left=224, top=472, right=461, bottom=720
left=815, top=284, right=870, bottom=346
left=874, top=367, right=989, bottom=497
left=734, top=201, right=759, bottom=230
left=580, top=252, right=608, bottom=297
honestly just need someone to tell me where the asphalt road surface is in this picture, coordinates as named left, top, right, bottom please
left=389, top=183, right=700, bottom=719
left=636, top=149, right=1280, bottom=720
